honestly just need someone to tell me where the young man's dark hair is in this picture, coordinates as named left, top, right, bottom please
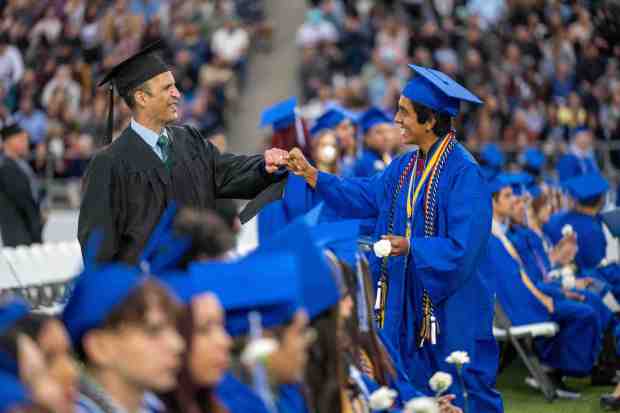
left=410, top=102, right=453, bottom=138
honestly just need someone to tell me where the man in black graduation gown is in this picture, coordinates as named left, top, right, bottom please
left=78, top=42, right=288, bottom=263
left=0, top=122, right=43, bottom=246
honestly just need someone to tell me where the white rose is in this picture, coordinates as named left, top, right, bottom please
left=240, top=338, right=279, bottom=366
left=560, top=266, right=574, bottom=278
left=373, top=239, right=392, bottom=258
left=561, top=225, right=575, bottom=238
left=374, top=160, right=386, bottom=170
left=599, top=258, right=609, bottom=267
left=368, top=386, right=398, bottom=410
left=404, top=397, right=439, bottom=413
left=429, top=371, right=453, bottom=395
left=561, top=274, right=576, bottom=290
left=445, top=351, right=470, bottom=365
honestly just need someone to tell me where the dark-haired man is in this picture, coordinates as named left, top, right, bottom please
left=287, top=65, right=502, bottom=411
left=78, top=42, right=288, bottom=264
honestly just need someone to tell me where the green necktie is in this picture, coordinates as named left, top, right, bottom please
left=157, top=133, right=172, bottom=167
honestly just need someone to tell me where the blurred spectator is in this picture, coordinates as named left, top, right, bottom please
left=41, top=65, right=81, bottom=116
left=14, top=96, right=47, bottom=146
left=211, top=16, right=249, bottom=86
left=0, top=33, right=24, bottom=95
left=296, top=9, right=338, bottom=48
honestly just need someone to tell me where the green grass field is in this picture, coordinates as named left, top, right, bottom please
left=498, top=361, right=614, bottom=413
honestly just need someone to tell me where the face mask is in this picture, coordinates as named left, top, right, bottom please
left=318, top=145, right=338, bottom=163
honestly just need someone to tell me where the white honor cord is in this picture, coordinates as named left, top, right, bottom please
left=349, top=365, right=371, bottom=401
left=430, top=315, right=437, bottom=345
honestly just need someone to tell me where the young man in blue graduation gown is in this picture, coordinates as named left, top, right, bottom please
left=544, top=173, right=609, bottom=270
left=353, top=107, right=393, bottom=178
left=287, top=64, right=502, bottom=412
left=484, top=178, right=602, bottom=397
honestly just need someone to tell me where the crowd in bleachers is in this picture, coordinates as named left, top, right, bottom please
left=0, top=0, right=269, bottom=186
left=290, top=0, right=620, bottom=177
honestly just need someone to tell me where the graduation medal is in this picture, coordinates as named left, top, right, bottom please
left=375, top=132, right=456, bottom=348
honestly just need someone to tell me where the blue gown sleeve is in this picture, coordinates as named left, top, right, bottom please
left=408, top=165, right=492, bottom=305
left=314, top=170, right=386, bottom=219
left=556, top=155, right=579, bottom=182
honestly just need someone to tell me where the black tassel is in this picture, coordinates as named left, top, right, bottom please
left=103, top=84, right=114, bottom=147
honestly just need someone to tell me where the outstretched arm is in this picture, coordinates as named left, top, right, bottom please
left=287, top=147, right=383, bottom=219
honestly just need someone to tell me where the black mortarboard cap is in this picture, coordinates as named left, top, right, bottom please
left=0, top=121, right=23, bottom=142
left=97, top=41, right=170, bottom=146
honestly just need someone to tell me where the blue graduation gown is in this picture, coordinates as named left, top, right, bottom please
left=556, top=153, right=598, bottom=182
left=544, top=211, right=607, bottom=269
left=507, top=225, right=613, bottom=331
left=353, top=149, right=386, bottom=178
left=311, top=142, right=502, bottom=412
left=217, top=373, right=309, bottom=413
left=258, top=174, right=375, bottom=242
left=482, top=235, right=601, bottom=376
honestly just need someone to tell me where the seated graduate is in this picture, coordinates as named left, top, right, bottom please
left=62, top=263, right=185, bottom=413
left=556, top=127, right=599, bottom=182
left=544, top=173, right=609, bottom=270
left=0, top=297, right=78, bottom=413
left=484, top=176, right=602, bottom=398
left=160, top=250, right=311, bottom=413
left=309, top=106, right=358, bottom=177
left=353, top=107, right=393, bottom=178
left=519, top=147, right=547, bottom=182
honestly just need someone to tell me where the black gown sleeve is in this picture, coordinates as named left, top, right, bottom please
left=183, top=125, right=283, bottom=199
left=77, top=151, right=118, bottom=261
left=0, top=162, right=42, bottom=242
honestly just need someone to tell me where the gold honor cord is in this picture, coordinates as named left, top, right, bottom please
left=492, top=225, right=555, bottom=314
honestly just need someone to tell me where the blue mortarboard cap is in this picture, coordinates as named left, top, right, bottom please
left=359, top=107, right=392, bottom=135
left=260, top=97, right=297, bottom=131
left=528, top=185, right=542, bottom=199
left=522, top=147, right=546, bottom=172
left=563, top=173, right=609, bottom=203
left=310, top=108, right=348, bottom=137
left=480, top=143, right=505, bottom=169
left=162, top=253, right=302, bottom=336
left=62, top=264, right=145, bottom=347
left=403, top=64, right=483, bottom=117
left=138, top=202, right=192, bottom=274
left=503, top=172, right=535, bottom=196
left=0, top=371, right=30, bottom=412
left=258, top=219, right=340, bottom=318
left=310, top=220, right=361, bottom=268
left=488, top=174, right=512, bottom=195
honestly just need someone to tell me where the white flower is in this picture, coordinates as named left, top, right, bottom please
left=368, top=386, right=398, bottom=410
left=600, top=258, right=609, bottom=267
left=374, top=160, right=386, bottom=170
left=404, top=397, right=439, bottom=413
left=561, top=273, right=576, bottom=290
left=429, top=371, right=453, bottom=395
left=446, top=351, right=470, bottom=365
left=560, top=265, right=575, bottom=278
left=373, top=239, right=392, bottom=258
left=561, top=224, right=575, bottom=237
left=240, top=338, right=279, bottom=366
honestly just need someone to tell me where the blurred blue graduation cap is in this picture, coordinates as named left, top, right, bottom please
left=138, top=202, right=192, bottom=274
left=403, top=64, right=483, bottom=117
left=521, top=147, right=545, bottom=174
left=0, top=298, right=29, bottom=375
left=563, top=173, right=609, bottom=203
left=504, top=172, right=535, bottom=196
left=161, top=252, right=302, bottom=337
left=359, top=107, right=392, bottom=135
left=310, top=107, right=353, bottom=137
left=488, top=173, right=512, bottom=195
left=528, top=185, right=542, bottom=199
left=62, top=264, right=145, bottom=347
left=260, top=97, right=297, bottom=131
left=480, top=143, right=505, bottom=169
left=258, top=219, right=340, bottom=319
left=0, top=371, right=30, bottom=412
left=601, top=208, right=620, bottom=238
left=309, top=220, right=361, bottom=268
